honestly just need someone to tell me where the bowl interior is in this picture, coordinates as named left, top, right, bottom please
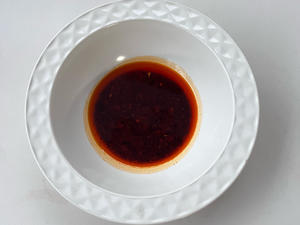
left=50, top=20, right=234, bottom=197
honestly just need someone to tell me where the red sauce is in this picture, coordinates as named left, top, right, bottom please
left=87, top=60, right=198, bottom=167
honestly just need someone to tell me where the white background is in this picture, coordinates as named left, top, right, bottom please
left=1, top=0, right=299, bottom=224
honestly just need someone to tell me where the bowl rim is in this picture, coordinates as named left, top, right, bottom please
left=25, top=0, right=259, bottom=223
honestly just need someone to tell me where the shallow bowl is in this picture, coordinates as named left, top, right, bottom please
left=26, top=0, right=259, bottom=223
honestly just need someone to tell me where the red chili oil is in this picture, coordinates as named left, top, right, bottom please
left=87, top=60, right=198, bottom=167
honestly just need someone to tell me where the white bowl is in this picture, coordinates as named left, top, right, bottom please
left=26, top=0, right=259, bottom=223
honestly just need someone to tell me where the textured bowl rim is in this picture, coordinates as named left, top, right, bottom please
left=25, top=0, right=259, bottom=223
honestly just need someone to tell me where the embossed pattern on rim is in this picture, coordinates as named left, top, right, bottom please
left=25, top=0, right=259, bottom=223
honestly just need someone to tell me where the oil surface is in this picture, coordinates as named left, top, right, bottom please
left=87, top=60, right=198, bottom=167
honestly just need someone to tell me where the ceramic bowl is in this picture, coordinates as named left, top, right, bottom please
left=26, top=0, right=259, bottom=223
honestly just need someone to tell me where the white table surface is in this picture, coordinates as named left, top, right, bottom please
left=1, top=0, right=300, bottom=224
